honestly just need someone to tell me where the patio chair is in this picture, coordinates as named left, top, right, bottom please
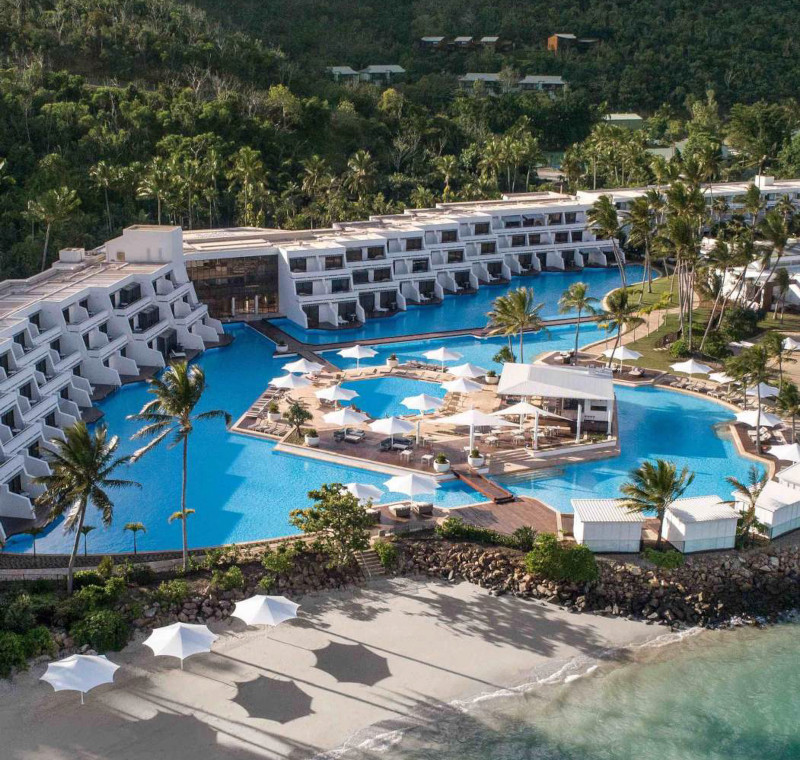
left=390, top=503, right=412, bottom=518
left=413, top=502, right=433, bottom=517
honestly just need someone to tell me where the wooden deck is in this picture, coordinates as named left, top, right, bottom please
left=452, top=466, right=515, bottom=503
left=452, top=497, right=560, bottom=534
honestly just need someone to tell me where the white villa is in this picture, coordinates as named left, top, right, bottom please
left=571, top=498, right=646, bottom=553
left=732, top=478, right=800, bottom=539
left=661, top=496, right=739, bottom=553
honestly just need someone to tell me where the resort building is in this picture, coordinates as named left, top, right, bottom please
left=602, top=113, right=645, bottom=130
left=571, top=499, right=646, bottom=552
left=458, top=73, right=567, bottom=96
left=0, top=226, right=225, bottom=542
left=732, top=479, right=800, bottom=539
left=326, top=65, right=406, bottom=84
left=661, top=496, right=739, bottom=553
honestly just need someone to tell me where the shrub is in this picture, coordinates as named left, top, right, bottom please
left=669, top=339, right=691, bottom=358
left=469, top=448, right=481, bottom=458
left=102, top=576, right=126, bottom=604
left=156, top=579, right=190, bottom=606
left=305, top=428, right=318, bottom=437
left=511, top=526, right=537, bottom=552
left=73, top=584, right=108, bottom=612
left=493, top=346, right=516, bottom=364
left=525, top=534, right=598, bottom=583
left=2, top=593, right=35, bottom=634
left=0, top=632, right=27, bottom=678
left=434, top=452, right=448, bottom=464
left=373, top=540, right=398, bottom=569
left=211, top=565, right=245, bottom=591
left=23, top=626, right=55, bottom=658
left=389, top=353, right=398, bottom=361
left=262, top=546, right=296, bottom=575
left=119, top=561, right=155, bottom=586
left=71, top=610, right=129, bottom=652
left=721, top=306, right=760, bottom=341
left=27, top=592, right=59, bottom=627
left=257, top=576, right=275, bottom=592
left=642, top=548, right=685, bottom=569
left=702, top=330, right=731, bottom=360
left=97, top=556, right=115, bottom=579
left=73, top=569, right=104, bottom=590
left=435, top=516, right=535, bottom=550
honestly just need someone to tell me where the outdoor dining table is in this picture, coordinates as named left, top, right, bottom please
left=420, top=453, right=434, bottom=468
left=485, top=435, right=500, bottom=447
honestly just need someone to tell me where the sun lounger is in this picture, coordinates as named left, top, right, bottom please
left=413, top=502, right=433, bottom=517
left=365, top=507, right=381, bottom=523
left=389, top=503, right=412, bottom=518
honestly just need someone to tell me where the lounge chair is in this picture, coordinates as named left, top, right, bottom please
left=390, top=503, right=412, bottom=518
left=334, top=427, right=366, bottom=443
left=413, top=502, right=433, bottom=517
left=380, top=436, right=413, bottom=452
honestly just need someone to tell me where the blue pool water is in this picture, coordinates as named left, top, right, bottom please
left=272, top=266, right=645, bottom=345
left=341, top=377, right=446, bottom=418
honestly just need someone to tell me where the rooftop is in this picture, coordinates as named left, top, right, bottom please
left=571, top=499, right=647, bottom=523
left=753, top=480, right=800, bottom=513
left=667, top=496, right=738, bottom=523
left=498, top=363, right=615, bottom=400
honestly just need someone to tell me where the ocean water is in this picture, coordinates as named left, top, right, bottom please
left=340, top=623, right=800, bottom=760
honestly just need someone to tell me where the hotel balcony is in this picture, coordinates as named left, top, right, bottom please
left=22, top=394, right=58, bottom=426
left=52, top=349, right=82, bottom=374
left=155, top=281, right=192, bottom=303
left=86, top=333, right=128, bottom=361
left=65, top=308, right=110, bottom=333
left=113, top=294, right=155, bottom=318
left=30, top=323, right=62, bottom=347
left=0, top=422, right=43, bottom=457
left=173, top=301, right=209, bottom=326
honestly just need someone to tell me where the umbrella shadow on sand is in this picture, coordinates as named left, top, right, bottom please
left=233, top=676, right=314, bottom=723
left=312, top=642, right=392, bottom=686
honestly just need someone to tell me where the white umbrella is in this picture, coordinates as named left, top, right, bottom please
left=735, top=410, right=783, bottom=428
left=338, top=344, right=378, bottom=370
left=315, top=384, right=359, bottom=407
left=449, top=362, right=489, bottom=379
left=40, top=655, right=119, bottom=705
left=439, top=408, right=515, bottom=449
left=746, top=382, right=780, bottom=398
left=231, top=595, right=299, bottom=627
left=402, top=393, right=445, bottom=444
left=783, top=337, right=800, bottom=351
left=270, top=373, right=311, bottom=390
left=344, top=482, right=384, bottom=504
left=423, top=346, right=463, bottom=370
left=603, top=346, right=642, bottom=371
left=442, top=377, right=483, bottom=394
left=283, top=357, right=324, bottom=374
left=709, top=372, right=735, bottom=384
left=384, top=473, right=439, bottom=504
left=670, top=359, right=714, bottom=378
left=769, top=442, right=800, bottom=463
left=323, top=408, right=368, bottom=426
left=142, top=622, right=218, bottom=670
left=369, top=416, right=415, bottom=445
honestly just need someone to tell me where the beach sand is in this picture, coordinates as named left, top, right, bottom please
left=0, top=577, right=658, bottom=760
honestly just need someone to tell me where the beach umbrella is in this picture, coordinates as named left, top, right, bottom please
left=40, top=655, right=119, bottom=705
left=670, top=359, right=714, bottom=380
left=603, top=345, right=642, bottom=371
left=337, top=344, right=378, bottom=370
left=438, top=408, right=514, bottom=450
left=423, top=346, right=463, bottom=370
left=401, top=393, right=445, bottom=444
left=384, top=473, right=439, bottom=504
left=269, top=373, right=311, bottom=390
left=735, top=410, right=783, bottom=428
left=315, top=384, right=358, bottom=408
left=442, top=377, right=482, bottom=394
left=143, top=622, right=218, bottom=670
left=322, top=408, right=368, bottom=426
left=369, top=416, right=414, bottom=446
left=783, top=337, right=800, bottom=351
left=449, top=362, right=489, bottom=379
left=344, top=482, right=384, bottom=505
left=282, top=357, right=324, bottom=374
left=709, top=372, right=735, bottom=384
left=231, top=595, right=299, bottom=628
left=768, top=442, right=800, bottom=463
left=746, top=382, right=780, bottom=399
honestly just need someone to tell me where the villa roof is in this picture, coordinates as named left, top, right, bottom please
left=753, top=480, right=800, bottom=513
left=327, top=66, right=359, bottom=75
left=571, top=500, right=648, bottom=523
left=362, top=65, right=406, bottom=74
left=777, top=461, right=800, bottom=487
left=460, top=73, right=501, bottom=82
left=454, top=36, right=473, bottom=43
left=604, top=113, right=644, bottom=121
left=497, top=363, right=615, bottom=401
left=667, top=496, right=738, bottom=523
left=421, top=36, right=445, bottom=42
left=552, top=33, right=577, bottom=39
left=480, top=36, right=500, bottom=43
left=519, top=75, right=566, bottom=85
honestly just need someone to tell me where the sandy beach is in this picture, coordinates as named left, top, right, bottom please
left=0, top=578, right=657, bottom=760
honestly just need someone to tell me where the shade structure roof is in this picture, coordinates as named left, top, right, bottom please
left=449, top=362, right=489, bottom=378
left=753, top=479, right=800, bottom=513
left=438, top=409, right=515, bottom=428
left=344, top=482, right=384, bottom=504
left=777, top=461, right=800, bottom=486
left=709, top=372, right=735, bottom=384
left=401, top=393, right=444, bottom=412
left=571, top=499, right=649, bottom=523
left=667, top=496, right=738, bottom=523
left=746, top=382, right=780, bottom=398
left=492, top=401, right=566, bottom=419
left=316, top=384, right=359, bottom=402
left=734, top=409, right=783, bottom=427
left=40, top=655, right=119, bottom=698
left=323, top=408, right=369, bottom=425
left=670, top=359, right=714, bottom=375
left=442, top=377, right=482, bottom=394
left=783, top=337, right=800, bottom=350
left=498, top=363, right=615, bottom=400
left=270, top=373, right=312, bottom=389
left=338, top=344, right=378, bottom=360
left=231, top=595, right=299, bottom=627
left=282, top=357, right=324, bottom=374
left=143, top=623, right=218, bottom=662
left=769, top=442, right=800, bottom=463
left=423, top=347, right=463, bottom=363
left=369, top=416, right=415, bottom=436
left=602, top=346, right=642, bottom=360
left=384, top=473, right=439, bottom=498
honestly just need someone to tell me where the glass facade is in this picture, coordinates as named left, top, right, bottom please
left=186, top=256, right=279, bottom=319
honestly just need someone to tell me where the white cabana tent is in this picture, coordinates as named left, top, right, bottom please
left=783, top=337, right=800, bottom=351
left=777, top=461, right=800, bottom=490
left=438, top=409, right=514, bottom=449
left=423, top=346, right=463, bottom=370
left=384, top=473, right=439, bottom=504
left=661, top=496, right=739, bottom=553
left=337, top=344, right=378, bottom=370
left=449, top=363, right=488, bottom=379
left=769, top=442, right=800, bottom=463
left=369, top=416, right=415, bottom=445
left=735, top=410, right=783, bottom=428
left=746, top=382, right=780, bottom=398
left=709, top=371, right=735, bottom=384
left=283, top=357, right=324, bottom=374
left=40, top=655, right=119, bottom=705
left=315, top=384, right=359, bottom=406
left=670, top=359, right=714, bottom=379
left=732, top=480, right=800, bottom=539
left=442, top=377, right=482, bottom=394
left=344, top=482, right=384, bottom=505
left=231, top=595, right=300, bottom=627
left=571, top=500, right=646, bottom=553
left=270, top=373, right=311, bottom=390
left=323, top=408, right=368, bottom=426
left=142, top=623, right=218, bottom=670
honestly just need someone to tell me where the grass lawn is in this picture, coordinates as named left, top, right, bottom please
left=623, top=272, right=679, bottom=309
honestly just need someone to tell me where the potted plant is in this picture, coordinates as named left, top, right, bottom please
left=304, top=428, right=320, bottom=447
left=275, top=340, right=289, bottom=354
left=485, top=369, right=499, bottom=385
left=467, top=448, right=485, bottom=468
left=386, top=352, right=399, bottom=369
left=267, top=401, right=281, bottom=422
left=433, top=452, right=450, bottom=473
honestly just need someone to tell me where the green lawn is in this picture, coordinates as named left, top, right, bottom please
left=622, top=272, right=679, bottom=310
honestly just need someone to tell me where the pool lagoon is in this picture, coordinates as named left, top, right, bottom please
left=341, top=377, right=446, bottom=418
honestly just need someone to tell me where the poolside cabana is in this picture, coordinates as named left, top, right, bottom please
left=732, top=480, right=800, bottom=539
left=776, top=461, right=800, bottom=491
left=571, top=499, right=647, bottom=553
left=661, top=496, right=739, bottom=553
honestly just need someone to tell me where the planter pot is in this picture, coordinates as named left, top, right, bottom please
left=267, top=412, right=281, bottom=423
left=485, top=375, right=499, bottom=385
left=304, top=435, right=320, bottom=447
left=433, top=460, right=451, bottom=473
left=467, top=456, right=485, bottom=468
left=275, top=344, right=289, bottom=354
left=386, top=359, right=399, bottom=369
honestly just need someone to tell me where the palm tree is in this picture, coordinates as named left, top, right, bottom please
left=25, top=525, right=45, bottom=558
left=128, top=363, right=230, bottom=571
left=619, top=459, right=695, bottom=550
left=777, top=382, right=800, bottom=443
left=773, top=267, right=791, bottom=323
left=750, top=210, right=790, bottom=308
left=626, top=194, right=657, bottom=299
left=89, top=160, right=119, bottom=234
left=228, top=146, right=266, bottom=227
left=137, top=157, right=172, bottom=225
left=725, top=467, right=768, bottom=548
left=34, top=423, right=139, bottom=593
left=124, top=522, right=146, bottom=555
left=558, top=282, right=599, bottom=364
left=486, top=287, right=545, bottom=363
left=79, top=525, right=95, bottom=556
left=601, top=288, right=645, bottom=368
left=588, top=195, right=627, bottom=286
left=762, top=332, right=795, bottom=386
left=738, top=345, right=772, bottom=454
left=344, top=150, right=376, bottom=200
left=26, top=186, right=81, bottom=272
left=435, top=155, right=460, bottom=200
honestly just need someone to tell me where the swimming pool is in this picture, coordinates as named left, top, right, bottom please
left=341, top=377, right=446, bottom=418
left=272, top=266, right=645, bottom=345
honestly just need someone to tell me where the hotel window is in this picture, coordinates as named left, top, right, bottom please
left=374, top=268, right=392, bottom=282
left=504, top=219, right=521, bottom=229
left=352, top=270, right=370, bottom=285
left=289, top=257, right=307, bottom=273
left=324, top=256, right=344, bottom=271
left=1, top=410, right=14, bottom=428
left=441, top=229, right=458, bottom=243
left=529, top=233, right=542, bottom=245
left=447, top=250, right=465, bottom=264
left=331, top=278, right=351, bottom=294
left=547, top=213, right=563, bottom=225
left=554, top=232, right=569, bottom=244
left=511, top=234, right=526, bottom=248
left=367, top=246, right=385, bottom=260
left=45, top=412, right=56, bottom=427
left=474, top=222, right=490, bottom=235
left=571, top=231, right=583, bottom=242
left=480, top=241, right=497, bottom=254
left=30, top=312, right=41, bottom=329
left=405, top=237, right=423, bottom=251
left=35, top=360, right=46, bottom=375
left=8, top=474, right=23, bottom=495
left=186, top=256, right=279, bottom=318
left=346, top=249, right=363, bottom=263
left=0, top=353, right=9, bottom=374
left=564, top=212, right=577, bottom=224
left=295, top=281, right=313, bottom=296
left=412, top=259, right=429, bottom=273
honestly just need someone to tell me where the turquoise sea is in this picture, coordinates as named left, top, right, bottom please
left=343, top=622, right=800, bottom=760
